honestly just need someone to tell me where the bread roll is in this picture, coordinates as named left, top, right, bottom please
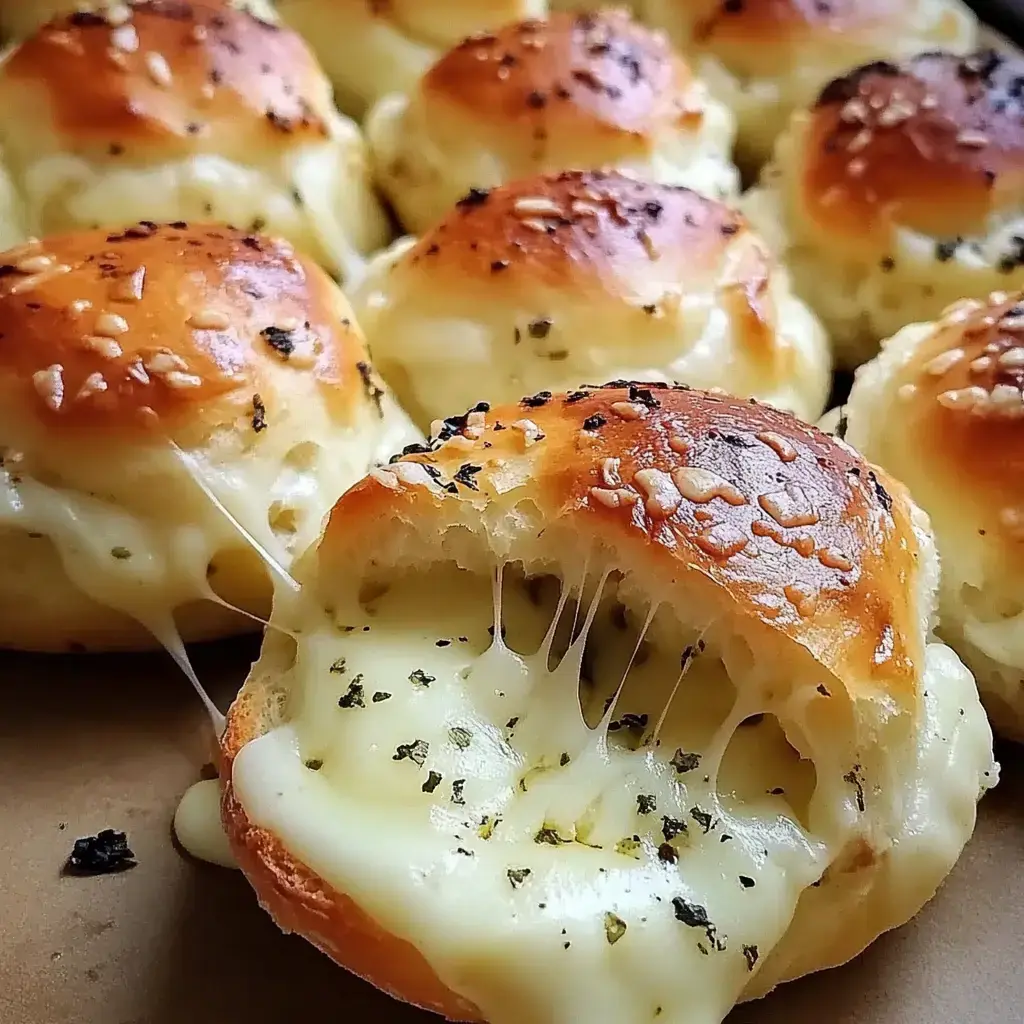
left=353, top=170, right=829, bottom=428
left=743, top=50, right=1024, bottom=368
left=0, top=222, right=419, bottom=653
left=366, top=9, right=739, bottom=234
left=220, top=384, right=995, bottom=1024
left=275, top=0, right=550, bottom=118
left=0, top=0, right=387, bottom=282
left=845, top=289, right=1024, bottom=739
left=642, top=0, right=978, bottom=170
left=0, top=1, right=277, bottom=41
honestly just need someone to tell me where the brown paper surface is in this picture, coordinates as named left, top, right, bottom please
left=1, top=639, right=1021, bottom=1024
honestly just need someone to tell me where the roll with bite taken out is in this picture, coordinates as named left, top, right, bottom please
left=0, top=222, right=419, bottom=653
left=365, top=9, right=739, bottom=234
left=219, top=384, right=995, bottom=1024
left=0, top=0, right=387, bottom=281
left=274, top=0, right=550, bottom=118
left=352, top=170, right=830, bottom=429
left=642, top=0, right=978, bottom=170
left=845, top=288, right=1024, bottom=739
left=744, top=50, right=1024, bottom=368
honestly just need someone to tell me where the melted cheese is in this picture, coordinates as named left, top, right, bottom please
left=0, top=112, right=385, bottom=283
left=175, top=778, right=238, bottom=869
left=225, top=560, right=993, bottom=1024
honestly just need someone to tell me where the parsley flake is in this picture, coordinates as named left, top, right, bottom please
left=507, top=867, right=532, bottom=889
left=393, top=739, right=429, bottom=766
left=670, top=749, right=701, bottom=774
left=337, top=677, right=365, bottom=709
left=604, top=912, right=627, bottom=945
left=637, top=794, right=657, bottom=815
left=409, top=669, right=435, bottom=688
left=422, top=771, right=443, bottom=794
left=449, top=726, right=473, bottom=750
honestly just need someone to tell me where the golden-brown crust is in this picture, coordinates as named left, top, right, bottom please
left=420, top=10, right=702, bottom=142
left=892, top=291, right=1024, bottom=546
left=220, top=680, right=483, bottom=1023
left=0, top=1, right=332, bottom=158
left=327, top=385, right=922, bottom=703
left=694, top=0, right=896, bottom=48
left=802, top=51, right=1024, bottom=240
left=404, top=170, right=748, bottom=290
left=0, top=222, right=368, bottom=437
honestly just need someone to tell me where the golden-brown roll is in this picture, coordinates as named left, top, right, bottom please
left=744, top=50, right=1024, bottom=368
left=0, top=0, right=386, bottom=281
left=642, top=0, right=978, bottom=170
left=0, top=1, right=278, bottom=41
left=275, top=0, right=550, bottom=118
left=353, top=170, right=830, bottom=428
left=0, top=222, right=418, bottom=653
left=365, top=10, right=739, bottom=234
left=845, top=289, right=1024, bottom=739
left=218, top=384, right=994, bottom=1024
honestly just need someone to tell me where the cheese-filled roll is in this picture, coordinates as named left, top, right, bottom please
left=0, top=1, right=387, bottom=282
left=0, top=1, right=277, bottom=41
left=642, top=0, right=978, bottom=170
left=275, top=0, right=549, bottom=118
left=845, top=289, right=1024, bottom=739
left=218, top=385, right=995, bottom=1024
left=0, top=223, right=419, bottom=653
left=366, top=9, right=739, bottom=234
left=743, top=50, right=1024, bottom=368
left=353, top=171, right=830, bottom=429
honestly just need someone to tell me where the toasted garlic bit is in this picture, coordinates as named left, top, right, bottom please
left=671, top=466, right=746, bottom=506
left=633, top=468, right=681, bottom=519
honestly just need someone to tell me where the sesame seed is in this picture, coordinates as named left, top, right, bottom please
left=95, top=312, right=129, bottom=337
left=520, top=218, right=551, bottom=233
left=513, top=197, right=563, bottom=218
left=145, top=52, right=173, bottom=88
left=633, top=468, right=682, bottom=519
left=1000, top=315, right=1024, bottom=331
left=755, top=431, right=797, bottom=462
left=80, top=335, right=123, bottom=359
left=144, top=349, right=188, bottom=374
left=110, top=24, right=138, bottom=52
left=956, top=130, right=989, bottom=149
left=897, top=383, right=917, bottom=401
left=9, top=269, right=69, bottom=295
left=16, top=255, right=54, bottom=274
left=847, top=129, right=872, bottom=153
left=846, top=158, right=867, bottom=178
left=188, top=309, right=230, bottom=331
left=998, top=347, right=1024, bottom=369
left=970, top=355, right=993, bottom=373
left=937, top=385, right=987, bottom=410
left=923, top=348, right=964, bottom=376
left=32, top=364, right=65, bottom=411
left=600, top=457, right=622, bottom=487
left=68, top=299, right=92, bottom=315
left=104, top=3, right=132, bottom=25
left=76, top=372, right=108, bottom=401
left=109, top=266, right=146, bottom=303
left=840, top=98, right=868, bottom=122
left=989, top=383, right=1023, bottom=409
left=161, top=371, right=203, bottom=390
left=610, top=401, right=646, bottom=421
left=127, top=360, right=150, bottom=384
left=369, top=468, right=401, bottom=490
left=877, top=99, right=915, bottom=127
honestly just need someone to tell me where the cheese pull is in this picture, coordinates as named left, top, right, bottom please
left=216, top=384, right=997, bottom=1024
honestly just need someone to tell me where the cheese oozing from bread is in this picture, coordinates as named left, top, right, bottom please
left=218, top=387, right=996, bottom=1024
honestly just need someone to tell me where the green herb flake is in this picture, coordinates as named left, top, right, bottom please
left=422, top=771, right=443, bottom=794
left=743, top=944, right=759, bottom=971
left=604, top=912, right=627, bottom=945
left=111, top=546, right=132, bottom=560
left=506, top=717, right=519, bottom=730
left=507, top=867, right=532, bottom=889
left=535, top=826, right=570, bottom=846
left=329, top=658, right=347, bottom=674
left=409, top=669, right=435, bottom=688
left=337, top=677, right=365, bottom=708
left=478, top=815, right=500, bottom=840
left=393, top=739, right=429, bottom=766
left=672, top=897, right=710, bottom=929
left=739, top=875, right=755, bottom=889
left=304, top=759, right=323, bottom=771
left=449, top=726, right=473, bottom=750
left=559, top=752, right=571, bottom=767
left=670, top=749, right=701, bottom=774
left=662, top=816, right=687, bottom=842
left=690, top=807, right=713, bottom=833
left=615, top=836, right=642, bottom=859
left=637, top=794, right=656, bottom=815
left=372, top=691, right=391, bottom=703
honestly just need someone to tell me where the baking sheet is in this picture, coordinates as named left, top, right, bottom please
left=0, top=639, right=1021, bottom=1024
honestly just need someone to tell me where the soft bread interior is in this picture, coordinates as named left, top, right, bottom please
left=225, top=517, right=995, bottom=1024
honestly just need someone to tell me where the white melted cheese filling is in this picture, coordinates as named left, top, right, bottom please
left=220, top=560, right=993, bottom=1024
